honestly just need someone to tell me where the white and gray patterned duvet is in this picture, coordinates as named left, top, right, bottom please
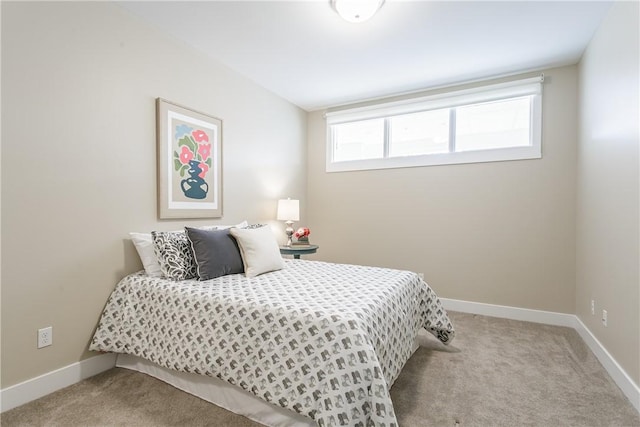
left=90, top=260, right=454, bottom=427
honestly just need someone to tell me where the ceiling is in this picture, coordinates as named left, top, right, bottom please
left=117, top=1, right=612, bottom=111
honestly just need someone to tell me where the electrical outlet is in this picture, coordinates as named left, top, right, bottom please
left=602, top=310, right=608, bottom=327
left=591, top=300, right=595, bottom=315
left=38, top=326, right=52, bottom=348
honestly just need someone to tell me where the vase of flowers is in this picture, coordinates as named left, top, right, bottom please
left=293, top=227, right=310, bottom=245
left=174, top=127, right=212, bottom=200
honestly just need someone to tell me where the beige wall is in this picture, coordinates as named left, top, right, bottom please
left=307, top=66, right=578, bottom=314
left=0, top=2, right=306, bottom=388
left=576, top=1, right=639, bottom=385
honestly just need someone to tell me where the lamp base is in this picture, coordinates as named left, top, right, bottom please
left=285, top=221, right=294, bottom=247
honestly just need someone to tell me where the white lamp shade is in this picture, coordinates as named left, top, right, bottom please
left=277, top=199, right=300, bottom=221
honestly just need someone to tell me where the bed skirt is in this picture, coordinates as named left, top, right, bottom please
left=116, top=353, right=315, bottom=427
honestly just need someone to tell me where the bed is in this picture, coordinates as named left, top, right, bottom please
left=90, top=227, right=454, bottom=427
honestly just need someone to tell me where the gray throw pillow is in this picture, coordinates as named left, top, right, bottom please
left=185, top=227, right=244, bottom=280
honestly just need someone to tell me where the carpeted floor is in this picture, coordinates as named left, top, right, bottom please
left=2, top=312, right=639, bottom=426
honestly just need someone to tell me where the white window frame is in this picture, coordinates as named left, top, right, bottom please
left=326, top=75, right=543, bottom=173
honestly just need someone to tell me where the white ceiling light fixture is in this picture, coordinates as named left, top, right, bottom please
left=331, top=0, right=385, bottom=24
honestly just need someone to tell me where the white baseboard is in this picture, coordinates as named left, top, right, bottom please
left=441, top=298, right=577, bottom=327
left=441, top=298, right=640, bottom=413
left=572, top=316, right=640, bottom=413
left=0, top=353, right=117, bottom=413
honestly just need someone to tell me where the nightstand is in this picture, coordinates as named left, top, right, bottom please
left=279, top=245, right=319, bottom=259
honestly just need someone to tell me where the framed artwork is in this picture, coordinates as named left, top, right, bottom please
left=156, top=98, right=223, bottom=219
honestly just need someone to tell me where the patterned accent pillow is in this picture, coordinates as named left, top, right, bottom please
left=151, top=231, right=197, bottom=280
left=199, top=220, right=249, bottom=231
left=242, top=223, right=266, bottom=229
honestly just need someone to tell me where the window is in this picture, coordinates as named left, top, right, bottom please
left=326, top=75, right=543, bottom=172
left=332, top=118, right=384, bottom=162
left=389, top=109, right=450, bottom=157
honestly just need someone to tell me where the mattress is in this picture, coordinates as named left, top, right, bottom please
left=90, top=259, right=454, bottom=426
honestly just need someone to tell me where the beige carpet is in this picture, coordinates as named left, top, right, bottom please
left=2, top=312, right=639, bottom=426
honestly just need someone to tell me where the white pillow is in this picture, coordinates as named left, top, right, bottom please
left=129, top=232, right=163, bottom=277
left=230, top=226, right=284, bottom=278
left=130, top=221, right=248, bottom=276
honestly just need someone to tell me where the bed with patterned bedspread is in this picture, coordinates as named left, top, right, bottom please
left=90, top=259, right=454, bottom=427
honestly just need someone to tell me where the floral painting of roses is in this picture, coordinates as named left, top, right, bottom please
left=157, top=98, right=222, bottom=219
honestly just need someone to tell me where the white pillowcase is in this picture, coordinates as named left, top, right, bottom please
left=129, top=232, right=165, bottom=277
left=230, top=226, right=284, bottom=278
left=130, top=221, right=248, bottom=277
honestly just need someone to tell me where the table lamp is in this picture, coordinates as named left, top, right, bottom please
left=277, top=198, right=299, bottom=247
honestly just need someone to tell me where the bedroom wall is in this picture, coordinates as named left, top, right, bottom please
left=307, top=65, right=578, bottom=314
left=576, top=1, right=639, bottom=385
left=1, top=2, right=306, bottom=388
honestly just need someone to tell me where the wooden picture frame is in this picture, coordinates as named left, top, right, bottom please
left=156, top=98, right=223, bottom=219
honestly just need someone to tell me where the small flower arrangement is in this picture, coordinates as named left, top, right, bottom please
left=294, top=227, right=310, bottom=243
